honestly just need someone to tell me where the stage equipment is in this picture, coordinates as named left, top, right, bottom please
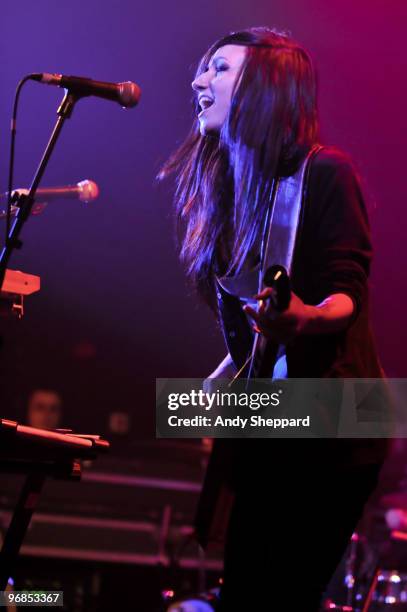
left=0, top=419, right=109, bottom=591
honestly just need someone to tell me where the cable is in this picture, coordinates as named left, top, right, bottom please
left=5, top=74, right=37, bottom=245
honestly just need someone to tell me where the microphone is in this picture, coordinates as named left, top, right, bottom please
left=0, top=180, right=100, bottom=219
left=30, top=73, right=141, bottom=108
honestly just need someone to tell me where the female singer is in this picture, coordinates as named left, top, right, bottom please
left=160, top=27, right=388, bottom=611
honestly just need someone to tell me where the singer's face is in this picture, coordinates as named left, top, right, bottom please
left=192, top=44, right=247, bottom=135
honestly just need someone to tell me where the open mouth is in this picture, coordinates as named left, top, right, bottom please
left=198, top=96, right=214, bottom=115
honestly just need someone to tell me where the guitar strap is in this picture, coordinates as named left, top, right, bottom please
left=194, top=144, right=324, bottom=550
left=216, top=144, right=324, bottom=375
left=262, top=145, right=324, bottom=280
left=253, top=143, right=324, bottom=377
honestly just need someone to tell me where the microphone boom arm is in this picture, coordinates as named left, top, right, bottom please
left=0, top=90, right=79, bottom=286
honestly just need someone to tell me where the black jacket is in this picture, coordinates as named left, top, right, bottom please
left=217, top=146, right=384, bottom=379
left=215, top=146, right=389, bottom=466
left=194, top=146, right=389, bottom=549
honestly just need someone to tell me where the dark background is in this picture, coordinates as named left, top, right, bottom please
left=1, top=0, right=406, bottom=438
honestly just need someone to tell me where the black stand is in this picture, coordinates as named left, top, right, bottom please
left=0, top=418, right=109, bottom=590
left=0, top=90, right=106, bottom=588
left=0, top=472, right=46, bottom=590
left=0, top=90, right=80, bottom=287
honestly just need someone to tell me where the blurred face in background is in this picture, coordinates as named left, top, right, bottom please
left=27, top=389, right=62, bottom=429
left=192, top=44, right=247, bottom=135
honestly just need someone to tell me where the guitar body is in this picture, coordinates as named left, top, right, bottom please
left=194, top=265, right=291, bottom=549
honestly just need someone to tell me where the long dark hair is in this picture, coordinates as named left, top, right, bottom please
left=159, top=27, right=320, bottom=308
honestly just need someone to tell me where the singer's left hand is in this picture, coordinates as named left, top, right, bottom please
left=243, top=288, right=314, bottom=344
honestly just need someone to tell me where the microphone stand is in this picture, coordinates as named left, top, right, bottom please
left=0, top=90, right=80, bottom=287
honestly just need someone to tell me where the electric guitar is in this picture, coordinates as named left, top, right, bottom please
left=229, top=263, right=291, bottom=388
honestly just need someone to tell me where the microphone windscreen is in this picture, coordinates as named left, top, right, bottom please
left=118, top=82, right=141, bottom=108
left=77, top=180, right=100, bottom=202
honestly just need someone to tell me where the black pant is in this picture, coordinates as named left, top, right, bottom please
left=217, top=460, right=382, bottom=611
